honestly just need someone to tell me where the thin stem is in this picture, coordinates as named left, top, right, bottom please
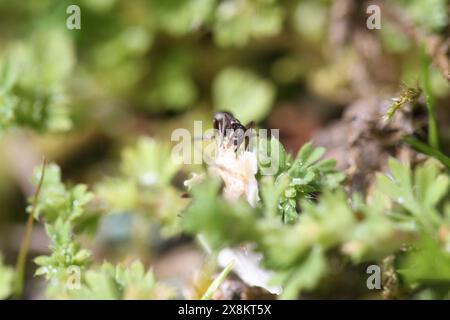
left=421, top=45, right=440, bottom=150
left=13, top=158, right=47, bottom=299
left=201, top=260, right=234, bottom=300
left=403, top=136, right=450, bottom=169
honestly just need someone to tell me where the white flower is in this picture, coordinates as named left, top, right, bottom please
left=208, top=143, right=281, bottom=294
left=218, top=245, right=282, bottom=295
left=209, top=146, right=260, bottom=207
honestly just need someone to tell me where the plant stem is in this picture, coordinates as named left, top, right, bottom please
left=421, top=45, right=440, bottom=150
left=201, top=260, right=234, bottom=300
left=403, top=136, right=450, bottom=169
left=13, top=158, right=46, bottom=299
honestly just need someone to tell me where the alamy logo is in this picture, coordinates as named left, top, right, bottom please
left=66, top=5, right=81, bottom=30
left=366, top=264, right=382, bottom=290
left=170, top=121, right=282, bottom=176
left=66, top=265, right=81, bottom=290
left=366, top=4, right=381, bottom=30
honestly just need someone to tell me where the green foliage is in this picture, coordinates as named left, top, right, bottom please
left=54, top=261, right=175, bottom=300
left=0, top=0, right=287, bottom=132
left=31, top=163, right=93, bottom=283
left=286, top=143, right=344, bottom=199
left=34, top=219, right=91, bottom=281
left=404, top=136, right=450, bottom=169
left=96, top=137, right=186, bottom=236
left=0, top=0, right=445, bottom=133
left=183, top=153, right=450, bottom=298
left=183, top=179, right=352, bottom=297
left=0, top=254, right=14, bottom=300
left=145, top=51, right=197, bottom=112
left=184, top=175, right=348, bottom=290
left=375, top=159, right=450, bottom=293
left=291, top=1, right=327, bottom=44
left=121, top=137, right=180, bottom=188
left=30, top=161, right=174, bottom=299
left=380, top=22, right=412, bottom=53
left=0, top=0, right=448, bottom=135
left=260, top=189, right=356, bottom=269
left=274, top=247, right=327, bottom=300
left=213, top=67, right=275, bottom=124
left=421, top=47, right=440, bottom=149
left=398, top=234, right=450, bottom=285
left=257, top=135, right=287, bottom=176
left=20, top=138, right=450, bottom=299
left=213, top=0, right=284, bottom=47
left=183, top=179, right=259, bottom=249
left=376, top=158, right=449, bottom=233
left=151, top=0, right=216, bottom=36
left=267, top=142, right=345, bottom=223
left=343, top=191, right=416, bottom=262
left=0, top=29, right=74, bottom=133
left=31, top=164, right=93, bottom=223
left=399, top=0, right=448, bottom=32
left=2, top=0, right=450, bottom=301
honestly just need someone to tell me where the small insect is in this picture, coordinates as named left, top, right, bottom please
left=213, top=111, right=253, bottom=150
left=182, top=112, right=254, bottom=199
left=383, top=84, right=422, bottom=122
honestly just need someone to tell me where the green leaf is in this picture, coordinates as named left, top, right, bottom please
left=151, top=0, right=216, bottom=36
left=213, top=67, right=275, bottom=124
left=213, top=0, right=283, bottom=47
left=58, top=261, right=174, bottom=300
left=120, top=261, right=171, bottom=299
left=183, top=179, right=259, bottom=249
left=121, top=137, right=181, bottom=188
left=278, top=142, right=344, bottom=223
left=398, top=234, right=450, bottom=284
left=277, top=247, right=327, bottom=300
left=403, top=136, right=450, bottom=169
left=79, top=268, right=121, bottom=300
left=0, top=29, right=74, bottom=132
left=145, top=50, right=197, bottom=112
left=260, top=173, right=291, bottom=218
left=29, top=163, right=93, bottom=284
left=415, top=162, right=450, bottom=207
left=401, top=0, right=448, bottom=32
left=343, top=191, right=417, bottom=262
left=257, top=135, right=286, bottom=176
left=31, top=163, right=93, bottom=223
left=377, top=158, right=448, bottom=231
left=0, top=254, right=14, bottom=300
